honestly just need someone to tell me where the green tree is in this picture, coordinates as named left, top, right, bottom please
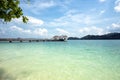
left=0, top=0, right=28, bottom=23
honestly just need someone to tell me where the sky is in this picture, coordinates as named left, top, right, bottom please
left=0, top=0, right=120, bottom=38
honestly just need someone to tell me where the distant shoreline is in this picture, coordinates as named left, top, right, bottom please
left=68, top=32, right=120, bottom=40
left=0, top=32, right=120, bottom=41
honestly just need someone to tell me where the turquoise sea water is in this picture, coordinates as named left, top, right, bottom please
left=0, top=40, right=120, bottom=80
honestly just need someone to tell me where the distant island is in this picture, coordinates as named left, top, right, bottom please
left=68, top=33, right=120, bottom=40
left=68, top=37, right=80, bottom=40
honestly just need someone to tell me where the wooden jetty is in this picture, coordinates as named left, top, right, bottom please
left=0, top=38, right=66, bottom=43
left=0, top=35, right=68, bottom=43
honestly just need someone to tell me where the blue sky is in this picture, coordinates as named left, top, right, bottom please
left=0, top=0, right=120, bottom=38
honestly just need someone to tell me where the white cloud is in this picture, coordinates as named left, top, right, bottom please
left=13, top=16, right=44, bottom=27
left=55, top=0, right=73, bottom=10
left=10, top=26, right=48, bottom=36
left=27, top=16, right=44, bottom=26
left=79, top=26, right=106, bottom=35
left=56, top=28, right=70, bottom=35
left=99, top=10, right=105, bottom=15
left=33, top=28, right=48, bottom=36
left=46, top=12, right=97, bottom=28
left=20, top=0, right=74, bottom=15
left=10, top=26, right=31, bottom=34
left=112, top=23, right=120, bottom=28
left=11, top=26, right=23, bottom=31
left=114, top=0, right=120, bottom=12
left=99, top=0, right=106, bottom=2
left=107, top=23, right=120, bottom=29
left=31, top=0, right=56, bottom=11
left=0, top=28, right=5, bottom=34
left=21, top=0, right=56, bottom=14
left=65, top=9, right=79, bottom=15
left=107, top=23, right=120, bottom=32
left=78, top=23, right=120, bottom=36
left=37, top=0, right=56, bottom=9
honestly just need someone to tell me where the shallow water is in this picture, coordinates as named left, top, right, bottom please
left=0, top=40, right=120, bottom=80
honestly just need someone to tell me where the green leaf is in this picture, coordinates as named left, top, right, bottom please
left=0, top=0, right=28, bottom=23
